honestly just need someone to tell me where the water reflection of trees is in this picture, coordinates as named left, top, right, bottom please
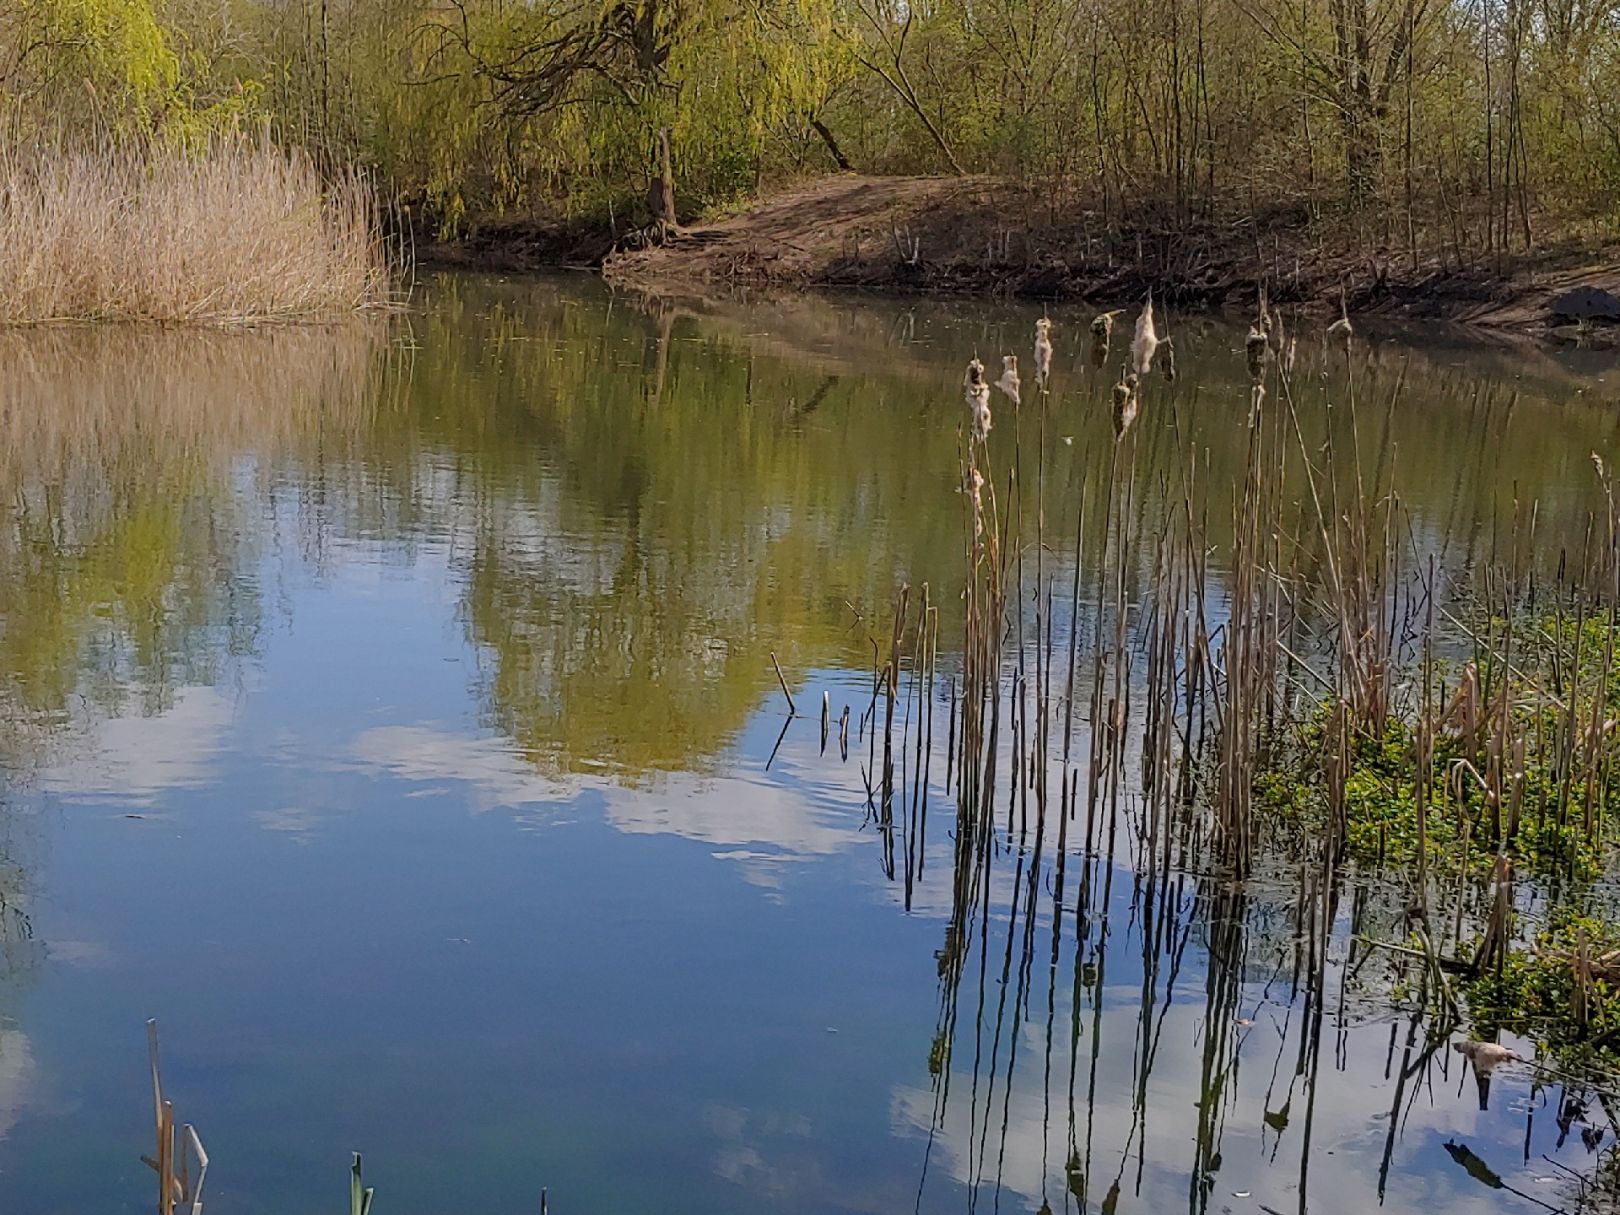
left=401, top=279, right=1620, bottom=778
left=0, top=327, right=389, bottom=1132
left=3, top=278, right=1620, bottom=1194
left=2, top=277, right=1619, bottom=785
left=0, top=325, right=385, bottom=771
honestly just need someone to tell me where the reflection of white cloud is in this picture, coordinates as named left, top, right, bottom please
left=42, top=686, right=234, bottom=805
left=702, top=1103, right=816, bottom=1195
left=889, top=991, right=1545, bottom=1215
left=348, top=725, right=565, bottom=812
left=604, top=772, right=857, bottom=889
left=346, top=724, right=863, bottom=886
left=606, top=772, right=849, bottom=852
left=253, top=805, right=323, bottom=840
left=0, top=1026, right=35, bottom=1142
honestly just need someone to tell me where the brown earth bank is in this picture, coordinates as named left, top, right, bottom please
left=419, top=175, right=1620, bottom=336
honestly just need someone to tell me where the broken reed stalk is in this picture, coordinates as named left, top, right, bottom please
left=906, top=587, right=939, bottom=901
left=144, top=1020, right=207, bottom=1215
left=1055, top=446, right=1089, bottom=902
left=770, top=651, right=797, bottom=715
left=879, top=583, right=911, bottom=882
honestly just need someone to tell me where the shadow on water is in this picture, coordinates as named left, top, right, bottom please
left=1, top=275, right=1620, bottom=1212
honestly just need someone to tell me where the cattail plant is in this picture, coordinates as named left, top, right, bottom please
left=1089, top=309, right=1121, bottom=369
left=1131, top=294, right=1160, bottom=374
left=1266, top=299, right=1288, bottom=358
left=1327, top=284, right=1354, bottom=342
left=1033, top=317, right=1054, bottom=386
left=997, top=354, right=1022, bottom=406
left=1111, top=370, right=1138, bottom=438
left=1245, top=324, right=1269, bottom=385
left=967, top=467, right=986, bottom=537
left=965, top=358, right=993, bottom=440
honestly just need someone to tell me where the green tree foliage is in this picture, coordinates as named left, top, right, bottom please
left=1, top=0, right=180, bottom=126
left=390, top=0, right=851, bottom=221
left=5, top=0, right=1619, bottom=241
left=0, top=0, right=272, bottom=138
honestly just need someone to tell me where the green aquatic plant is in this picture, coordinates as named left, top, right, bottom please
left=1248, top=608, right=1620, bottom=882
left=1466, top=913, right=1620, bottom=1066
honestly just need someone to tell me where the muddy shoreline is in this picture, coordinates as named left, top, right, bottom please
left=417, top=176, right=1620, bottom=338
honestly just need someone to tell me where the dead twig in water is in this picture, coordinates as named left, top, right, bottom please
left=771, top=651, right=798, bottom=715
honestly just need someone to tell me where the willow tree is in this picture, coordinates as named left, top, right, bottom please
left=413, top=0, right=848, bottom=225
left=0, top=0, right=180, bottom=130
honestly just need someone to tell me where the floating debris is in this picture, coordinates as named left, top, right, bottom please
left=1453, top=1039, right=1523, bottom=1074
left=1443, top=1140, right=1504, bottom=1189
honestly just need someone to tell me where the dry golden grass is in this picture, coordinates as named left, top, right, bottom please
left=0, top=137, right=396, bottom=324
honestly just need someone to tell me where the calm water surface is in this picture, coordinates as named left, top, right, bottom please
left=2, top=276, right=1620, bottom=1214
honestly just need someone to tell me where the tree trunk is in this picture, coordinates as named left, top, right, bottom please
left=648, top=126, right=677, bottom=234
left=809, top=116, right=853, bottom=171
left=1342, top=103, right=1381, bottom=210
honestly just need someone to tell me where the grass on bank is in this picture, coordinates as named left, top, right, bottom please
left=0, top=138, right=395, bottom=325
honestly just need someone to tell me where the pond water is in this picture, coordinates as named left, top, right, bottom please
left=2, top=275, right=1620, bottom=1215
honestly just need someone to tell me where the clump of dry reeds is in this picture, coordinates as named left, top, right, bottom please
left=0, top=136, right=395, bottom=325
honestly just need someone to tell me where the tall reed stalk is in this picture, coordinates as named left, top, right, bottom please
left=0, top=135, right=395, bottom=324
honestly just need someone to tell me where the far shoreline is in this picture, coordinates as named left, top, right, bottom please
left=416, top=175, right=1620, bottom=343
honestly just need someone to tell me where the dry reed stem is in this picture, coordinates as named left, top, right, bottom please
left=0, top=136, right=394, bottom=325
